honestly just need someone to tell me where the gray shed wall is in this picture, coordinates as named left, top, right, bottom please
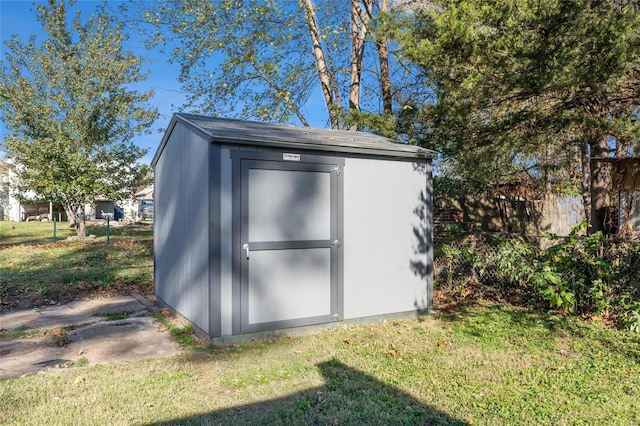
left=343, top=157, right=432, bottom=319
left=154, top=122, right=211, bottom=334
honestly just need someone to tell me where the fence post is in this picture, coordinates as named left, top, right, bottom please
left=53, top=218, right=57, bottom=243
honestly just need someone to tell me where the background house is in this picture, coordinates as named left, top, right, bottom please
left=0, top=158, right=140, bottom=222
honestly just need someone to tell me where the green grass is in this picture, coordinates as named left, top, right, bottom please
left=98, top=311, right=135, bottom=321
left=154, top=312, right=200, bottom=347
left=0, top=222, right=153, bottom=308
left=0, top=220, right=76, bottom=245
left=1, top=222, right=638, bottom=424
left=1, top=303, right=639, bottom=425
left=0, top=220, right=153, bottom=246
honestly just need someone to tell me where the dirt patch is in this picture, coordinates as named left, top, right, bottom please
left=0, top=294, right=184, bottom=379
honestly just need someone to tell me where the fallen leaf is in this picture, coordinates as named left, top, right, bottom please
left=437, top=339, right=445, bottom=347
left=385, top=349, right=401, bottom=357
left=52, top=328, right=68, bottom=338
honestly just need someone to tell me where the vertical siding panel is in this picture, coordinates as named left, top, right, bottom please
left=154, top=123, right=210, bottom=334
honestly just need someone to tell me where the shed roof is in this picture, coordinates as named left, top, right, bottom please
left=152, top=113, right=437, bottom=166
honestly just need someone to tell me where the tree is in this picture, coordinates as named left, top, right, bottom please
left=0, top=159, right=11, bottom=218
left=0, top=0, right=157, bottom=237
left=140, top=0, right=420, bottom=131
left=399, top=0, right=640, bottom=233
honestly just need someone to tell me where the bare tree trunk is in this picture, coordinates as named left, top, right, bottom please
left=619, top=191, right=635, bottom=238
left=615, top=136, right=632, bottom=237
left=615, top=136, right=631, bottom=158
left=590, top=135, right=613, bottom=235
left=302, top=0, right=341, bottom=129
left=77, top=217, right=86, bottom=239
left=363, top=0, right=393, bottom=114
left=376, top=33, right=392, bottom=114
left=325, top=44, right=345, bottom=127
left=349, top=0, right=369, bottom=120
left=580, top=140, right=592, bottom=227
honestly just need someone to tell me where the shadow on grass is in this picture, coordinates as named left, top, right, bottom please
left=149, top=358, right=467, bottom=426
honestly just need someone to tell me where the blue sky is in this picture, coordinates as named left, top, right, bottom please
left=1, top=1, right=331, bottom=165
left=0, top=1, right=195, bottom=164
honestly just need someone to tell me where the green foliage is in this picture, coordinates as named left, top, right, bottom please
left=626, top=309, right=640, bottom=333
left=0, top=1, right=157, bottom=237
left=154, top=313, right=198, bottom=347
left=397, top=0, right=640, bottom=195
left=436, top=222, right=640, bottom=330
left=74, top=357, right=89, bottom=367
left=438, top=238, right=482, bottom=290
left=492, top=236, right=537, bottom=284
left=141, top=0, right=315, bottom=124
left=138, top=0, right=430, bottom=135
left=529, top=266, right=575, bottom=312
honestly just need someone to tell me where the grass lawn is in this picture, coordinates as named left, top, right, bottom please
left=1, top=221, right=639, bottom=424
left=1, top=303, right=639, bottom=425
left=0, top=220, right=153, bottom=246
left=0, top=221, right=153, bottom=309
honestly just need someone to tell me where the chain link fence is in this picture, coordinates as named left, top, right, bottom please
left=433, top=233, right=540, bottom=300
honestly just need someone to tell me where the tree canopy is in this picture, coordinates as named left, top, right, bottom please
left=399, top=0, right=640, bottom=232
left=0, top=0, right=157, bottom=237
left=140, top=0, right=429, bottom=132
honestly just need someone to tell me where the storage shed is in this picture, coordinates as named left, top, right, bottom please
left=151, top=113, right=437, bottom=340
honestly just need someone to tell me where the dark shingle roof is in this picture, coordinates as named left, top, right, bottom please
left=152, top=113, right=437, bottom=166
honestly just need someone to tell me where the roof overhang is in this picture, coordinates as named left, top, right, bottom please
left=152, top=113, right=438, bottom=167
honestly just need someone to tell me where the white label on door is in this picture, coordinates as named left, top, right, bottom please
left=283, top=153, right=300, bottom=161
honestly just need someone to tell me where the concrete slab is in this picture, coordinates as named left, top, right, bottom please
left=0, top=295, right=147, bottom=331
left=0, top=295, right=183, bottom=379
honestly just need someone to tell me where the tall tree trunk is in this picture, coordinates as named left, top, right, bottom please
left=375, top=32, right=392, bottom=114
left=589, top=135, right=613, bottom=235
left=363, top=0, right=393, bottom=114
left=349, top=0, right=368, bottom=122
left=302, top=0, right=341, bottom=129
left=580, top=140, right=592, bottom=227
left=77, top=217, right=87, bottom=239
left=615, top=136, right=632, bottom=237
left=325, top=44, right=345, bottom=126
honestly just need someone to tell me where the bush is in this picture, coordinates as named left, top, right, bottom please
left=434, top=222, right=640, bottom=331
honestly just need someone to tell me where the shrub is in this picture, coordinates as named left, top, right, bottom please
left=434, top=222, right=640, bottom=330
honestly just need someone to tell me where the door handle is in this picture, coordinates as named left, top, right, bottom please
left=242, top=243, right=250, bottom=259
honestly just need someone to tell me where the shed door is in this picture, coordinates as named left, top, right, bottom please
left=236, top=158, right=341, bottom=334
